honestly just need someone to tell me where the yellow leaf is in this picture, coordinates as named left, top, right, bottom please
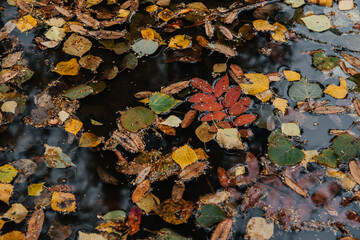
left=139, top=98, right=149, bottom=104
left=146, top=5, right=159, bottom=13
left=79, top=132, right=102, bottom=147
left=324, top=77, right=348, bottom=99
left=158, top=8, right=174, bottom=22
left=16, top=15, right=37, bottom=32
left=0, top=231, right=25, bottom=240
left=271, top=30, right=287, bottom=43
left=0, top=164, right=18, bottom=183
left=168, top=35, right=192, bottom=49
left=118, top=9, right=130, bottom=18
left=65, top=118, right=83, bottom=135
left=273, top=97, right=288, bottom=115
left=301, top=150, right=318, bottom=169
left=252, top=19, right=275, bottom=31
left=255, top=89, right=272, bottom=102
left=194, top=148, right=209, bottom=160
left=2, top=203, right=28, bottom=223
left=28, top=182, right=45, bottom=196
left=283, top=70, right=301, bottom=81
left=51, top=192, right=76, bottom=212
left=0, top=219, right=4, bottom=230
left=141, top=28, right=163, bottom=43
left=273, top=22, right=288, bottom=33
left=172, top=144, right=199, bottom=169
left=53, top=58, right=80, bottom=76
left=0, top=183, right=13, bottom=205
left=240, top=73, right=269, bottom=95
left=326, top=169, right=356, bottom=190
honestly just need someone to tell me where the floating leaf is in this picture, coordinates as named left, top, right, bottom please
left=188, top=93, right=217, bottom=103
left=332, top=134, right=360, bottom=163
left=181, top=110, right=197, bottom=128
left=324, top=77, right=348, bottom=99
left=0, top=184, right=13, bottom=205
left=191, top=78, right=213, bottom=93
left=132, top=179, right=150, bottom=203
left=301, top=15, right=332, bottom=32
left=158, top=8, right=174, bottom=22
left=79, top=132, right=102, bottom=147
left=216, top=128, right=244, bottom=150
left=161, top=115, right=182, bottom=127
left=252, top=20, right=275, bottom=31
left=281, top=123, right=301, bottom=137
left=149, top=93, right=181, bottom=114
left=316, top=149, right=338, bottom=168
left=172, top=144, right=199, bottom=169
left=121, top=53, right=138, bottom=70
left=16, top=15, right=37, bottom=32
left=2, top=203, right=28, bottom=223
left=63, top=34, right=92, bottom=57
left=268, top=133, right=304, bottom=165
left=197, top=204, right=226, bottom=227
left=51, top=192, right=76, bottom=212
left=224, top=86, right=242, bottom=107
left=0, top=164, right=18, bottom=183
left=63, top=84, right=93, bottom=99
left=283, top=70, right=301, bottom=81
left=102, top=210, right=126, bottom=222
left=88, top=80, right=106, bottom=95
left=233, top=114, right=256, bottom=126
left=132, top=39, right=159, bottom=57
left=228, top=97, right=251, bottom=116
left=53, top=58, right=80, bottom=76
left=349, top=161, right=360, bottom=185
left=136, top=193, right=160, bottom=214
left=285, top=0, right=305, bottom=7
left=168, top=35, right=192, bottom=49
left=156, top=228, right=188, bottom=240
left=193, top=102, right=223, bottom=112
left=214, top=74, right=229, bottom=98
left=65, top=118, right=83, bottom=135
left=28, top=183, right=45, bottom=196
left=26, top=209, right=45, bottom=240
left=312, top=51, right=338, bottom=71
left=157, top=199, right=193, bottom=225
left=121, top=107, right=156, bottom=132
left=79, top=54, right=103, bottom=71
left=195, top=122, right=215, bottom=143
left=246, top=217, right=274, bottom=240
left=1, top=101, right=17, bottom=114
left=0, top=231, right=25, bottom=240
left=240, top=73, right=269, bottom=95
left=200, top=111, right=226, bottom=121
left=44, top=144, right=75, bottom=168
left=288, top=81, right=322, bottom=101
left=273, top=97, right=287, bottom=115
left=78, top=232, right=106, bottom=240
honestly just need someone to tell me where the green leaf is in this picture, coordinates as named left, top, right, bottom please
left=131, top=39, right=158, bottom=58
left=316, top=149, right=338, bottom=168
left=44, top=144, right=75, bottom=168
left=196, top=204, right=226, bottom=227
left=332, top=134, right=360, bottom=163
left=102, top=210, right=127, bottom=222
left=156, top=228, right=189, bottom=240
left=0, top=164, right=18, bottom=183
left=88, top=81, right=106, bottom=95
left=268, top=133, right=304, bottom=166
left=114, top=41, right=131, bottom=55
left=301, top=15, right=332, bottom=32
left=121, top=53, right=138, bottom=70
left=63, top=84, right=93, bottom=100
left=288, top=81, right=322, bottom=101
left=149, top=93, right=181, bottom=114
left=121, top=106, right=156, bottom=132
left=312, top=51, right=338, bottom=71
left=28, top=182, right=45, bottom=196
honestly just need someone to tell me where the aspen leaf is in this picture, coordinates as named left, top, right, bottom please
left=65, top=118, right=83, bottom=135
left=240, top=73, right=269, bottom=95
left=0, top=183, right=13, bottom=205
left=79, top=132, right=102, bottom=147
left=161, top=115, right=182, bottom=127
left=28, top=182, right=45, bottom=196
left=324, top=77, right=348, bottom=99
left=2, top=203, right=28, bottom=223
left=216, top=128, right=244, bottom=150
left=149, top=93, right=181, bottom=114
left=45, top=26, right=66, bottom=41
left=141, top=28, right=163, bottom=43
left=301, top=15, right=332, bottom=32
left=51, top=192, right=76, bottom=212
left=168, top=35, right=192, bottom=49
left=16, top=15, right=37, bottom=32
left=271, top=30, right=287, bottom=42
left=195, top=122, right=215, bottom=143
left=158, top=8, right=174, bottom=22
left=0, top=164, right=18, bottom=183
left=1, top=101, right=17, bottom=114
left=44, top=144, right=75, bottom=168
left=0, top=219, right=4, bottom=230
left=63, top=34, right=92, bottom=57
left=136, top=192, right=160, bottom=214
left=326, top=169, right=356, bottom=190
left=273, top=97, right=287, bottom=115
left=285, top=0, right=305, bottom=7
left=283, top=70, right=301, bottom=81
left=0, top=231, right=25, bottom=240
left=281, top=122, right=301, bottom=137
left=316, top=149, right=338, bottom=168
left=172, top=145, right=199, bottom=169
left=121, top=107, right=156, bottom=132
left=252, top=20, right=275, bottom=31
left=145, top=5, right=159, bottom=12
left=53, top=58, right=80, bottom=76
left=246, top=217, right=274, bottom=240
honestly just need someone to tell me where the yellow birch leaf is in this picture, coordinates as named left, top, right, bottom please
left=51, top=192, right=76, bottom=212
left=172, top=144, right=198, bottom=169
left=283, top=70, right=301, bottom=81
left=252, top=19, right=275, bottom=31
left=0, top=231, right=25, bottom=240
left=255, top=89, right=272, bottom=102
left=16, top=15, right=37, bottom=32
left=118, top=9, right=130, bottom=18
left=194, top=148, right=209, bottom=160
left=0, top=183, right=13, bottom=205
left=271, top=30, right=287, bottom=43
left=0, top=164, right=18, bottom=183
left=146, top=5, right=159, bottom=13
left=326, top=169, right=356, bottom=190
left=168, top=35, right=192, bottom=49
left=240, top=73, right=269, bottom=95
left=0, top=219, right=4, bottom=230
left=324, top=77, right=348, bottom=99
left=139, top=98, right=149, bottom=104
left=65, top=118, right=83, bottom=135
left=28, top=182, right=45, bottom=196
left=158, top=8, right=174, bottom=22
left=79, top=132, right=102, bottom=147
left=53, top=58, right=80, bottom=76
left=301, top=150, right=318, bottom=169
left=141, top=28, right=163, bottom=43
left=273, top=22, right=288, bottom=33
left=273, top=97, right=288, bottom=115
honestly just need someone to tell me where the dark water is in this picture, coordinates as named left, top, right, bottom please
left=1, top=0, right=360, bottom=239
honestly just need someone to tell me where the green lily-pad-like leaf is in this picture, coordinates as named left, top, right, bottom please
left=102, top=210, right=127, bottom=222
left=268, top=133, right=304, bottom=166
left=44, top=144, right=75, bottom=168
left=121, top=106, right=156, bottom=132
left=332, top=133, right=360, bottom=163
left=316, top=149, right=338, bottom=168
left=63, top=84, right=93, bottom=100
left=197, top=204, right=226, bottom=227
left=312, top=51, right=338, bottom=71
left=149, top=93, right=181, bottom=114
left=0, top=164, right=18, bottom=183
left=288, top=81, right=322, bottom=101
left=121, top=53, right=138, bottom=70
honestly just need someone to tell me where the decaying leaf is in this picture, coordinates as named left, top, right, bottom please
left=0, top=164, right=18, bottom=183
left=0, top=183, right=13, bottom=205
left=216, top=128, right=244, bottom=150
left=63, top=34, right=92, bottom=57
left=210, top=218, right=233, bottom=240
left=79, top=132, right=102, bottom=147
left=26, top=209, right=45, bottom=240
left=16, top=14, right=37, bottom=32
left=349, top=161, right=360, bottom=185
left=53, top=58, right=80, bottom=76
left=179, top=161, right=207, bottom=181
left=2, top=203, right=28, bottom=223
left=172, top=144, right=199, bottom=169
left=324, top=77, right=348, bottom=99
left=157, top=199, right=193, bottom=225
left=246, top=217, right=274, bottom=240
left=132, top=179, right=150, bottom=203
left=195, top=122, right=216, bottom=143
left=51, top=192, right=76, bottom=212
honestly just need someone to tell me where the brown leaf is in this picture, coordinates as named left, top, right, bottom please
left=88, top=29, right=127, bottom=39
left=199, top=190, right=232, bottom=205
left=340, top=237, right=360, bottom=240
left=54, top=6, right=74, bottom=18
left=0, top=69, right=19, bottom=84
left=353, top=97, right=360, bottom=116
left=134, top=91, right=153, bottom=99
left=218, top=167, right=232, bottom=188
left=195, top=122, right=216, bottom=142
left=2, top=51, right=23, bottom=68
left=246, top=152, right=259, bottom=180
left=17, top=0, right=31, bottom=12
left=189, top=93, right=217, bottom=103
left=297, top=100, right=330, bottom=112
left=132, top=179, right=150, bottom=203
left=211, top=218, right=233, bottom=240
left=205, top=21, right=214, bottom=38
left=341, top=52, right=360, bottom=69
left=225, top=9, right=239, bottom=24
left=48, top=221, right=72, bottom=240
left=209, top=121, right=231, bottom=133
left=241, top=183, right=266, bottom=211
left=179, top=161, right=207, bottom=181
left=171, top=182, right=185, bottom=203
left=134, top=166, right=152, bottom=185
left=283, top=175, right=308, bottom=197
left=160, top=80, right=190, bottom=95
left=339, top=59, right=359, bottom=75
left=96, top=167, right=119, bottom=185
left=181, top=110, right=197, bottom=128
left=69, top=24, right=88, bottom=35
left=311, top=181, right=340, bottom=205
left=313, top=105, right=347, bottom=114
left=349, top=161, right=360, bottom=185
left=157, top=199, right=193, bottom=225
left=76, top=12, right=100, bottom=29
left=0, top=20, right=16, bottom=42
left=219, top=26, right=233, bottom=40
left=26, top=209, right=45, bottom=240
left=157, top=118, right=176, bottom=136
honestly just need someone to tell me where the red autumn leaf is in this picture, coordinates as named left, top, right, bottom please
left=214, top=74, right=229, bottom=98
left=200, top=111, right=227, bottom=121
left=188, top=93, right=217, bottom=103
left=228, top=97, right=251, bottom=116
left=209, top=121, right=232, bottom=133
left=191, top=77, right=213, bottom=94
left=230, top=64, right=243, bottom=78
left=233, top=114, right=256, bottom=126
left=47, top=185, right=74, bottom=193
left=224, top=86, right=241, bottom=107
left=246, top=152, right=259, bottom=180
left=181, top=110, right=197, bottom=128
left=127, top=206, right=142, bottom=236
left=217, top=167, right=232, bottom=188
left=193, top=102, right=223, bottom=112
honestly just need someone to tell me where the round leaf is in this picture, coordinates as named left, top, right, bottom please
left=268, top=134, right=304, bottom=165
left=121, top=107, right=156, bottom=132
left=197, top=204, right=226, bottom=227
left=288, top=81, right=322, bottom=101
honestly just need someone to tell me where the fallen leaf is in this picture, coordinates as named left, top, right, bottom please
left=25, top=209, right=44, bottom=240
left=349, top=161, right=360, bottom=185
left=283, top=70, right=301, bottom=81
left=171, top=182, right=185, bottom=203
left=2, top=203, right=28, bottom=223
left=181, top=110, right=197, bottom=128
left=131, top=39, right=159, bottom=57
left=252, top=19, right=275, bottom=31
left=161, top=115, right=182, bottom=127
left=78, top=232, right=106, bottom=240
left=324, top=77, right=348, bottom=99
left=240, top=73, right=269, bottom=95
left=283, top=175, right=308, bottom=197
left=160, top=80, right=190, bottom=95
left=51, top=192, right=76, bottom=212
left=340, top=52, right=360, bottom=69
left=179, top=161, right=207, bottom=181
left=65, top=118, right=83, bottom=135
left=16, top=15, right=37, bottom=32
left=127, top=206, right=142, bottom=235
left=158, top=8, right=174, bottom=22
left=301, top=15, right=332, bottom=32
left=132, top=179, right=150, bottom=203
left=288, top=81, right=322, bottom=101
left=79, top=55, right=103, bottom=71
left=273, top=97, right=288, bottom=115
left=285, top=0, right=305, bottom=8
left=28, top=182, right=45, bottom=196
left=1, top=101, right=17, bottom=114
left=268, top=133, right=304, bottom=165
left=0, top=231, right=25, bottom=240
left=313, top=105, right=346, bottom=114
left=211, top=218, right=232, bottom=240
left=79, top=132, right=102, bottom=147
left=200, top=111, right=226, bottom=121
left=199, top=190, right=232, bottom=205
left=121, top=107, right=156, bottom=132
left=281, top=122, right=301, bottom=137
left=149, top=93, right=181, bottom=114
left=216, top=128, right=244, bottom=150
left=0, top=184, right=13, bottom=204
left=233, top=114, right=256, bottom=126
left=214, top=74, right=229, bottom=98
left=316, top=149, right=338, bottom=168
left=44, top=144, right=75, bottom=168
left=197, top=204, right=226, bottom=227
left=195, top=122, right=216, bottom=143
left=53, top=58, right=80, bottom=76
left=136, top=193, right=160, bottom=214
left=312, top=51, right=338, bottom=71
left=168, top=35, right=192, bottom=49
left=338, top=0, right=354, bottom=10
left=246, top=217, right=274, bottom=240
left=0, top=164, right=18, bottom=183
left=157, top=199, right=193, bottom=225
left=63, top=34, right=92, bottom=57
left=172, top=144, right=199, bottom=169
left=207, top=43, right=236, bottom=57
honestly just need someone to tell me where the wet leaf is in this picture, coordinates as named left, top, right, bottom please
left=273, top=97, right=287, bottom=115
left=63, top=34, right=92, bottom=57
left=2, top=51, right=22, bottom=68
left=332, top=134, right=360, bottom=163
left=211, top=218, right=232, bottom=240
left=214, top=74, right=229, bottom=98
left=281, top=122, right=301, bottom=137
left=1, top=101, right=17, bottom=114
left=191, top=78, right=213, bottom=93
left=349, top=161, right=360, bottom=185
left=28, top=182, right=45, bottom=196
left=65, top=118, right=83, bottom=135
left=132, top=179, right=150, bottom=203
left=209, top=121, right=232, bottom=133
left=224, top=86, right=241, bottom=108
left=149, top=93, right=181, bottom=114
left=193, top=102, right=223, bottom=112
left=79, top=132, right=102, bottom=147
left=161, top=115, right=182, bottom=127
left=246, top=217, right=274, bottom=240
left=268, top=133, right=304, bottom=165
left=188, top=93, right=217, bottom=103
left=79, top=55, right=103, bottom=71
left=312, top=51, right=338, bottom=71
left=78, top=232, right=106, bottom=240
left=63, top=84, right=93, bottom=99
left=179, top=161, right=207, bottom=181
left=127, top=206, right=142, bottom=235
left=283, top=175, right=308, bottom=197
left=207, top=43, right=236, bottom=57
left=160, top=80, right=190, bottom=95
left=16, top=15, right=37, bottom=32
left=53, top=58, right=80, bottom=76
left=0, top=184, right=13, bottom=205
left=228, top=97, right=251, bottom=116
left=132, top=39, right=159, bottom=57
left=171, top=182, right=185, bottom=203
left=96, top=167, right=119, bottom=185
left=252, top=19, right=275, bottom=31
left=240, top=73, right=269, bottom=95
left=136, top=193, right=160, bottom=214
left=301, top=15, right=332, bottom=32
left=44, top=144, right=75, bottom=168
left=340, top=52, right=360, bottom=69
left=0, top=164, right=18, bottom=183
left=216, top=128, right=244, bottom=150
left=172, top=144, right=198, bottom=169
left=51, top=192, right=76, bottom=212
left=121, top=53, right=138, bottom=70
left=195, top=122, right=216, bottom=143
left=233, top=114, right=256, bottom=127
left=26, top=209, right=44, bottom=240
left=156, top=228, right=189, bottom=240
left=197, top=204, right=226, bottom=227
left=2, top=203, right=28, bottom=223
left=199, top=190, right=232, bottom=205
left=0, top=231, right=25, bottom=240
left=45, top=26, right=66, bottom=41
left=200, top=111, right=226, bottom=121
left=102, top=210, right=126, bottom=222
left=157, top=199, right=193, bottom=225
left=324, top=77, right=348, bottom=99
left=181, top=110, right=197, bottom=128
left=288, top=81, right=322, bottom=101
left=158, top=8, right=174, bottom=22
left=283, top=70, right=301, bottom=81
left=121, top=107, right=156, bottom=132
left=168, top=35, right=192, bottom=49
left=316, top=149, right=338, bottom=168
